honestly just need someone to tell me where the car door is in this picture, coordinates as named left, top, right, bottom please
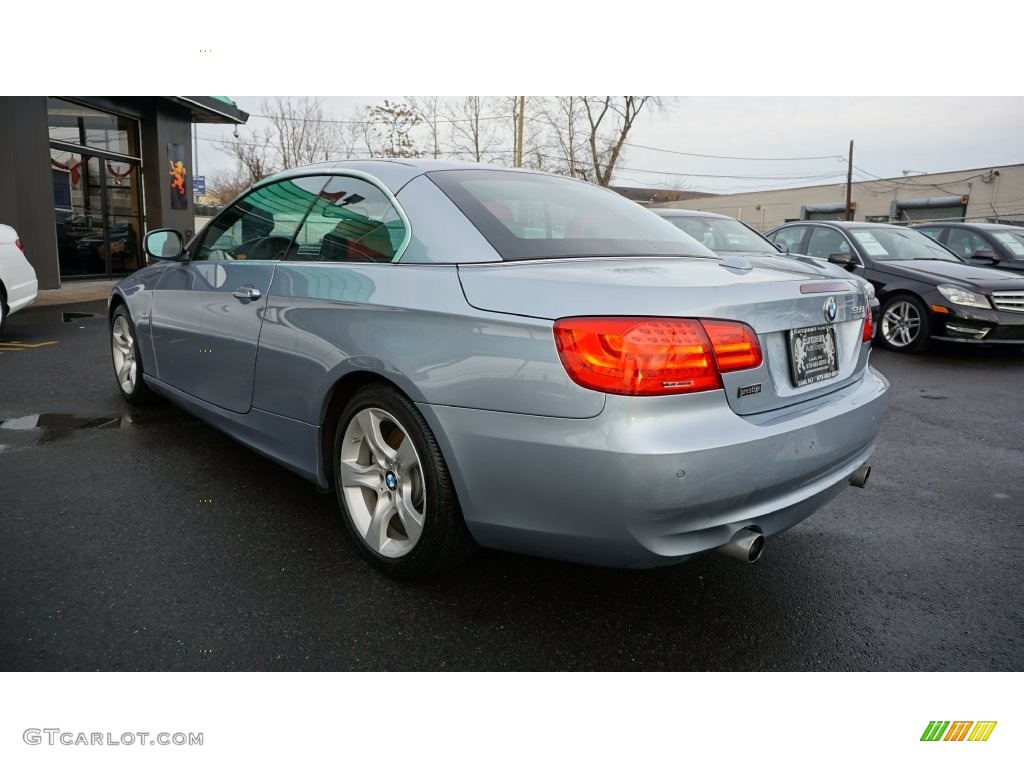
left=150, top=175, right=330, bottom=413
left=804, top=225, right=856, bottom=262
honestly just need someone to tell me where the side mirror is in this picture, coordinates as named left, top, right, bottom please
left=143, top=229, right=185, bottom=261
left=970, top=249, right=999, bottom=265
left=828, top=252, right=857, bottom=270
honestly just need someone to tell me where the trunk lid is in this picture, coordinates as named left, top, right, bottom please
left=458, top=256, right=872, bottom=415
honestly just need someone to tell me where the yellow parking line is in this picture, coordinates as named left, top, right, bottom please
left=0, top=341, right=60, bottom=350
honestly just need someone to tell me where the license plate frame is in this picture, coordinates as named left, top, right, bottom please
left=788, top=324, right=839, bottom=387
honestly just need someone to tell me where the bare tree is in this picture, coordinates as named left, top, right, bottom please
left=261, top=96, right=339, bottom=167
left=336, top=109, right=373, bottom=159
left=206, top=166, right=256, bottom=204
left=216, top=127, right=276, bottom=186
left=656, top=174, right=690, bottom=194
left=583, top=96, right=659, bottom=186
left=541, top=96, right=590, bottom=178
left=408, top=96, right=446, bottom=159
left=446, top=96, right=502, bottom=162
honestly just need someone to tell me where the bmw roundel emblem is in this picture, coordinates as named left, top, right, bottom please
left=385, top=471, right=398, bottom=491
left=824, top=296, right=838, bottom=323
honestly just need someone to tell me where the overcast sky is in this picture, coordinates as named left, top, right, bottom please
left=193, top=96, right=1024, bottom=195
left=11, top=3, right=1022, bottom=196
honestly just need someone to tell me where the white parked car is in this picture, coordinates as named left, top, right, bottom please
left=0, top=223, right=38, bottom=333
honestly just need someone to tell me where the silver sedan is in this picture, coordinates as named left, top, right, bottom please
left=109, top=160, right=889, bottom=578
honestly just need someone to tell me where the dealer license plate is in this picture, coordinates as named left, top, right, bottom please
left=788, top=324, right=839, bottom=387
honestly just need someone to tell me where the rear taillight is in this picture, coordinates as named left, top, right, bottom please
left=15, top=238, right=24, bottom=254
left=553, top=317, right=762, bottom=396
left=863, top=309, right=874, bottom=342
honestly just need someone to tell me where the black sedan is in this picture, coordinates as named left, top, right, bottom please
left=764, top=221, right=1024, bottom=353
left=911, top=222, right=1024, bottom=274
left=653, top=208, right=879, bottom=324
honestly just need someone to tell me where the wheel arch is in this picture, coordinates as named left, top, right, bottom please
left=876, top=286, right=928, bottom=309
left=318, top=370, right=419, bottom=490
left=108, top=290, right=127, bottom=320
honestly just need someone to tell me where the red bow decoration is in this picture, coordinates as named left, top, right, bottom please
left=51, top=155, right=85, bottom=185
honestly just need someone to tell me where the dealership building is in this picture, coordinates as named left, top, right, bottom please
left=0, top=97, right=248, bottom=290
left=659, top=163, right=1024, bottom=232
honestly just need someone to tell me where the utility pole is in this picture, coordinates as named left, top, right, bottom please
left=515, top=96, right=525, bottom=167
left=845, top=139, right=854, bottom=220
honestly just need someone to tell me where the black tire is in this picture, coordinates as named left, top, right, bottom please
left=110, top=305, right=154, bottom=404
left=333, top=384, right=475, bottom=579
left=0, top=285, right=8, bottom=337
left=877, top=294, right=931, bottom=353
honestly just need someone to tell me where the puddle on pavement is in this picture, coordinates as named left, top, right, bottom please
left=5, top=309, right=99, bottom=329
left=0, top=410, right=198, bottom=448
left=1, top=413, right=125, bottom=431
left=61, top=312, right=97, bottom=322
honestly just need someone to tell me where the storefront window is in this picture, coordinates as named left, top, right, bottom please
left=49, top=100, right=142, bottom=278
left=47, top=98, right=140, bottom=157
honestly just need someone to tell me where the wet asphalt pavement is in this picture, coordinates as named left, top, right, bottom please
left=0, top=300, right=1021, bottom=671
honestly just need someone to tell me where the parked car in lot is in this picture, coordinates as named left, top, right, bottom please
left=911, top=222, right=1024, bottom=274
left=765, top=221, right=1024, bottom=353
left=110, top=160, right=889, bottom=577
left=652, top=208, right=879, bottom=327
left=0, top=223, right=38, bottom=334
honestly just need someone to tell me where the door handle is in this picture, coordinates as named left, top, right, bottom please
left=232, top=286, right=261, bottom=300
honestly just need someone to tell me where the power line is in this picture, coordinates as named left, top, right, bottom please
left=622, top=142, right=844, bottom=162
left=245, top=111, right=510, bottom=126
left=210, top=107, right=857, bottom=166
left=197, top=132, right=846, bottom=182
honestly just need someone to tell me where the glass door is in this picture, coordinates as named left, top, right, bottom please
left=49, top=98, right=143, bottom=279
left=52, top=150, right=142, bottom=278
left=103, top=160, right=142, bottom=275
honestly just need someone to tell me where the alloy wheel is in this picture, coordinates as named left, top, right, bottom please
left=339, top=407, right=426, bottom=559
left=881, top=299, right=922, bottom=348
left=111, top=315, right=137, bottom=394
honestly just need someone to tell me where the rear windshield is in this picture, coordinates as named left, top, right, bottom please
left=426, top=169, right=714, bottom=261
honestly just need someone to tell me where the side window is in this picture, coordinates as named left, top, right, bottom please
left=192, top=176, right=330, bottom=261
left=945, top=229, right=988, bottom=258
left=288, top=176, right=407, bottom=263
left=806, top=227, right=852, bottom=260
left=915, top=226, right=944, bottom=243
left=770, top=225, right=807, bottom=254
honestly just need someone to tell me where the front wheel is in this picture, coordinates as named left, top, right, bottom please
left=110, top=305, right=154, bottom=404
left=333, top=384, right=475, bottom=578
left=877, top=295, right=931, bottom=353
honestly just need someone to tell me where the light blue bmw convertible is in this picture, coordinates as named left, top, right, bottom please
left=109, top=160, right=889, bottom=577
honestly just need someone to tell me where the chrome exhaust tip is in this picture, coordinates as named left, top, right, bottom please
left=717, top=528, right=765, bottom=563
left=849, top=464, right=871, bottom=488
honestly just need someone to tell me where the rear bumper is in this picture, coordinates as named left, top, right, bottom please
left=5, top=277, right=37, bottom=315
left=419, top=365, right=890, bottom=568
